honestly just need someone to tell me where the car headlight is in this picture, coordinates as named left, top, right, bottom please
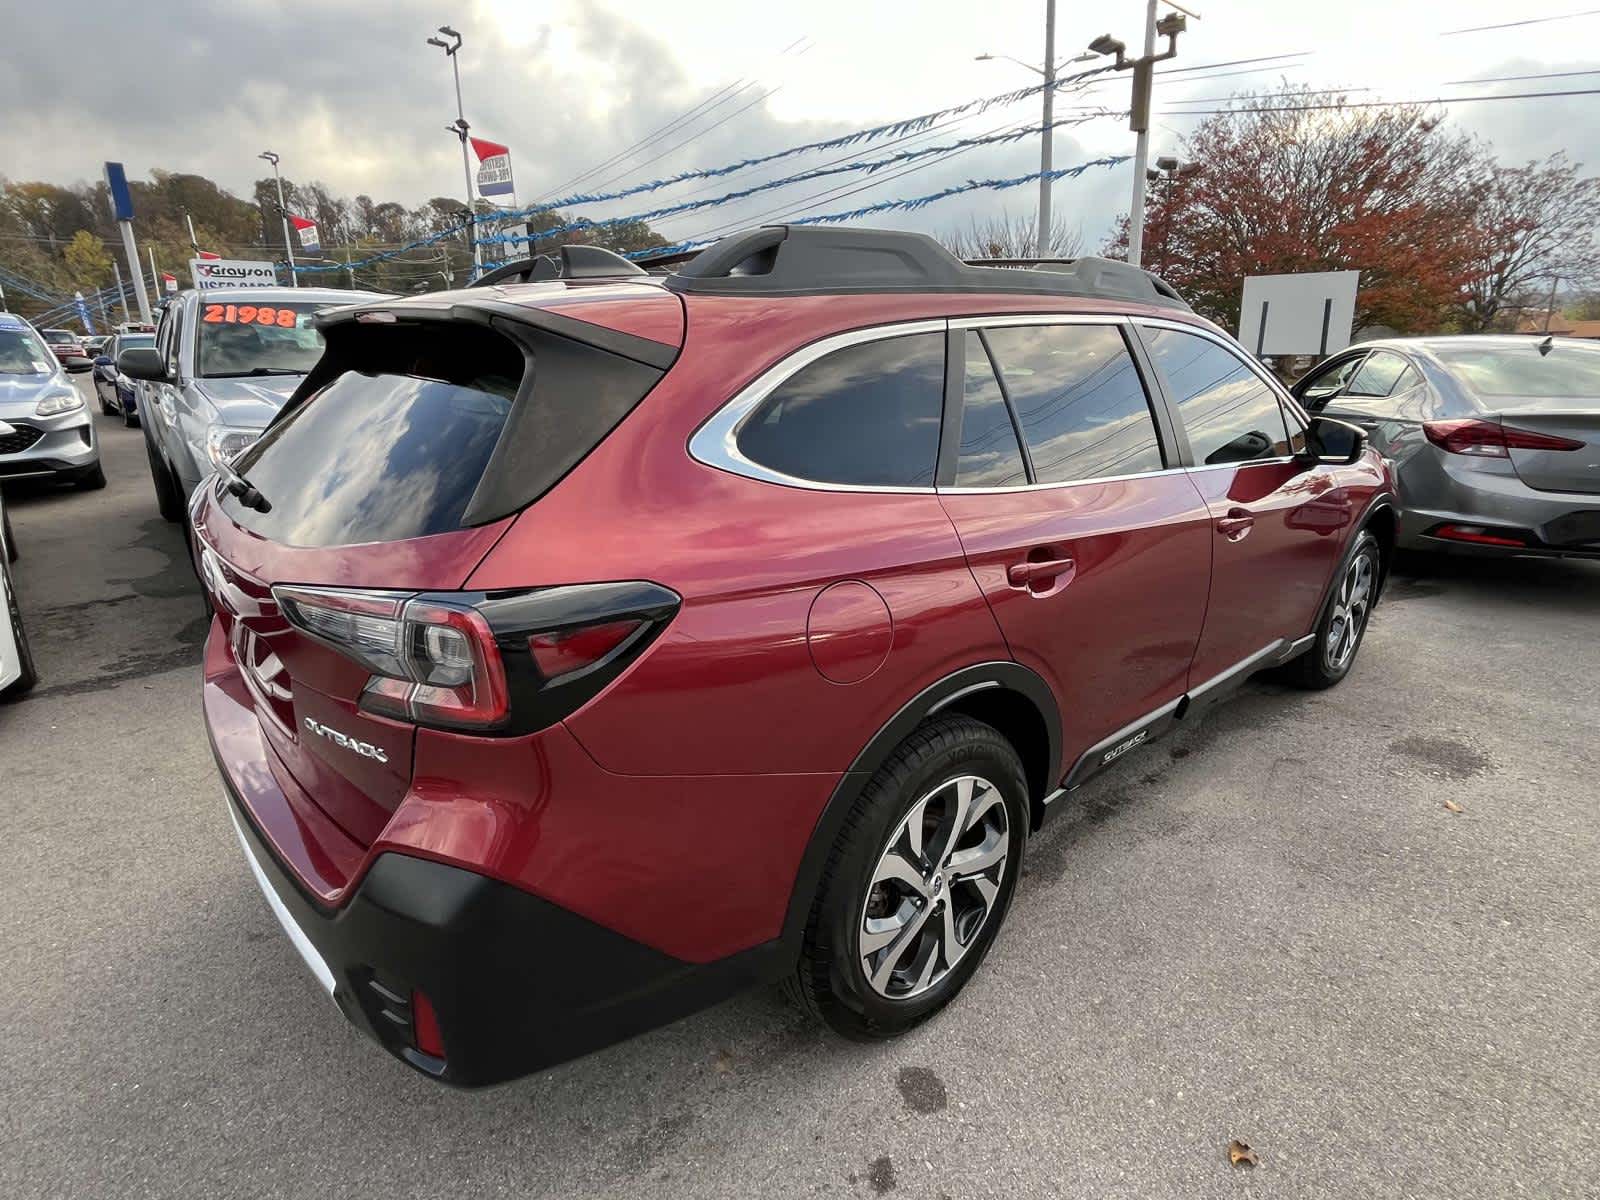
left=206, top=425, right=260, bottom=470
left=35, top=389, right=84, bottom=417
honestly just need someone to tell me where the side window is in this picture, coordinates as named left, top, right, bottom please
left=153, top=310, right=173, bottom=369
left=1346, top=351, right=1410, bottom=398
left=736, top=332, right=944, bottom=487
left=164, top=305, right=185, bottom=377
left=1142, top=326, right=1290, bottom=466
left=1297, top=354, right=1366, bottom=411
left=983, top=323, right=1164, bottom=484
left=954, top=333, right=1028, bottom=487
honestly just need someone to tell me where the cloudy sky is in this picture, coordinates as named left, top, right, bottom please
left=4, top=0, right=1598, bottom=252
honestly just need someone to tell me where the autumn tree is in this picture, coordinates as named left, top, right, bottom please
left=1109, top=84, right=1483, bottom=335
left=63, top=231, right=113, bottom=289
left=1455, top=152, right=1600, bottom=331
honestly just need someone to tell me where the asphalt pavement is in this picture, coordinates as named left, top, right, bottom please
left=2, top=374, right=1596, bottom=1198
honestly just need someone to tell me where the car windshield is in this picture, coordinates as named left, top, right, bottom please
left=0, top=328, right=54, bottom=375
left=1435, top=342, right=1600, bottom=404
left=197, top=300, right=329, bottom=378
left=42, top=330, right=76, bottom=345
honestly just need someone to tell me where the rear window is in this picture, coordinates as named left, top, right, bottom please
left=1435, top=342, right=1600, bottom=402
left=42, top=330, right=75, bottom=345
left=736, top=332, right=944, bottom=487
left=221, top=372, right=514, bottom=546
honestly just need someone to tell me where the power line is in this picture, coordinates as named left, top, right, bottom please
left=1441, top=8, right=1600, bottom=35
left=577, top=85, right=786, bottom=197
left=1159, top=86, right=1600, bottom=116
left=1445, top=66, right=1600, bottom=84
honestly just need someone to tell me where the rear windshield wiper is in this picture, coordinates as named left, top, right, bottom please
left=205, top=367, right=304, bottom=378
left=217, top=458, right=272, bottom=513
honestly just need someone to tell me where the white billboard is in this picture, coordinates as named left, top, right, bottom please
left=1238, top=270, right=1359, bottom=357
left=190, top=259, right=279, bottom=291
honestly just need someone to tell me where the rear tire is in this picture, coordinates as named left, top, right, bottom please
left=144, top=432, right=184, bottom=522
left=789, top=715, right=1028, bottom=1041
left=1282, top=530, right=1380, bottom=690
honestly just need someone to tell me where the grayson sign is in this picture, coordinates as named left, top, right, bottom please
left=190, top=258, right=278, bottom=290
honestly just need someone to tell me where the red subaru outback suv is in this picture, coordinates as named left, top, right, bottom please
left=193, top=227, right=1395, bottom=1086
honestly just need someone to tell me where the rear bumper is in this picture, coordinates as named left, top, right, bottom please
left=217, top=752, right=779, bottom=1087
left=1396, top=467, right=1600, bottom=557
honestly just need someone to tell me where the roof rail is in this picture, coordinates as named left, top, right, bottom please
left=655, top=225, right=1190, bottom=310
left=470, top=243, right=647, bottom=288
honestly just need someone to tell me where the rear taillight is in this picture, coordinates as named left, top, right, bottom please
left=275, top=586, right=509, bottom=730
left=1431, top=523, right=1529, bottom=547
left=272, top=580, right=678, bottom=735
left=1423, top=419, right=1585, bottom=457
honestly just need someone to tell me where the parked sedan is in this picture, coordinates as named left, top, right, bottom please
left=119, top=286, right=385, bottom=520
left=1294, top=335, right=1600, bottom=558
left=0, top=313, right=103, bottom=489
left=93, top=332, right=153, bottom=425
left=0, top=487, right=38, bottom=699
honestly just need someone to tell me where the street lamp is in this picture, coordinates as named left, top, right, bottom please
left=427, top=25, right=481, bottom=276
left=257, top=151, right=298, bottom=287
left=974, top=2, right=1098, bottom=257
left=1087, top=2, right=1196, bottom=268
left=1146, top=156, right=1201, bottom=275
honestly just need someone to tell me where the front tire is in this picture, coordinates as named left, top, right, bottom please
left=73, top=461, right=106, bottom=491
left=1283, top=530, right=1380, bottom=689
left=789, top=715, right=1028, bottom=1041
left=143, top=431, right=184, bottom=522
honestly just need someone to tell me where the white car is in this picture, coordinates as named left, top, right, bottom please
left=0, top=489, right=38, bottom=699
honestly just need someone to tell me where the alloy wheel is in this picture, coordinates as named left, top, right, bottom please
left=1325, top=550, right=1375, bottom=671
left=859, top=774, right=1011, bottom=1001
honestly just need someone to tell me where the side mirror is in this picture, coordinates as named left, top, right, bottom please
left=1305, top=416, right=1366, bottom=465
left=118, top=345, right=169, bottom=382
left=94, top=355, right=112, bottom=367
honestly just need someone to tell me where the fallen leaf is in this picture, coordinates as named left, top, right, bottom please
left=1228, top=1139, right=1259, bottom=1167
left=1443, top=799, right=1464, bottom=814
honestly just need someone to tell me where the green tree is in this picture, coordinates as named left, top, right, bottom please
left=63, top=230, right=113, bottom=289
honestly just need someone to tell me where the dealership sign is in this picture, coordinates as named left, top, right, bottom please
left=190, top=259, right=279, bottom=290
left=471, top=136, right=515, bottom=197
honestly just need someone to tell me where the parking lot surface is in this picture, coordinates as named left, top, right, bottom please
left=3, top=377, right=1597, bottom=1199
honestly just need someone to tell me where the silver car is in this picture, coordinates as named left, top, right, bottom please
left=120, top=286, right=384, bottom=521
left=1292, top=336, right=1600, bottom=558
left=0, top=312, right=103, bottom=490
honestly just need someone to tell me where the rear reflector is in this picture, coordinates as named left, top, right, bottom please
left=1432, top=523, right=1528, bottom=547
left=411, top=989, right=445, bottom=1059
left=529, top=619, right=641, bottom=681
left=1424, top=419, right=1585, bottom=457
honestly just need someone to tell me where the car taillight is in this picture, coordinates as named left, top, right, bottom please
left=272, top=580, right=679, bottom=735
left=1431, top=523, right=1529, bottom=547
left=275, top=585, right=509, bottom=730
left=1423, top=419, right=1585, bottom=457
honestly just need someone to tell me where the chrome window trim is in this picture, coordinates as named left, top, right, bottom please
left=687, top=318, right=948, bottom=494
left=951, top=313, right=1131, bottom=331
left=938, top=465, right=1191, bottom=495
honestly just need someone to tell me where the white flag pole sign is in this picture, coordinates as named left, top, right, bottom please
left=1238, top=270, right=1359, bottom=358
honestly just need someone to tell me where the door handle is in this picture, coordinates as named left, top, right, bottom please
left=1007, top=556, right=1076, bottom=587
left=1216, top=508, right=1255, bottom=541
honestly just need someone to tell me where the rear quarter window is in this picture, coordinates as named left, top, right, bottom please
left=734, top=332, right=945, bottom=487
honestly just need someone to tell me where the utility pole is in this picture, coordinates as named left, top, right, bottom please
left=183, top=210, right=200, bottom=256
left=1038, top=0, right=1056, bottom=257
left=0, top=281, right=6, bottom=312
left=258, top=150, right=299, bottom=287
left=428, top=26, right=481, bottom=277
left=148, top=247, right=160, bottom=302
left=112, top=260, right=128, bottom=322
left=1087, top=3, right=1194, bottom=268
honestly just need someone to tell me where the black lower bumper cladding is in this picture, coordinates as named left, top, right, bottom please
left=221, top=775, right=778, bottom=1087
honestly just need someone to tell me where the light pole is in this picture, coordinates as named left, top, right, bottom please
left=976, top=2, right=1097, bottom=257
left=1147, top=156, right=1200, bottom=276
left=1086, top=3, right=1195, bottom=268
left=258, top=151, right=298, bottom=287
left=428, top=26, right=481, bottom=277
